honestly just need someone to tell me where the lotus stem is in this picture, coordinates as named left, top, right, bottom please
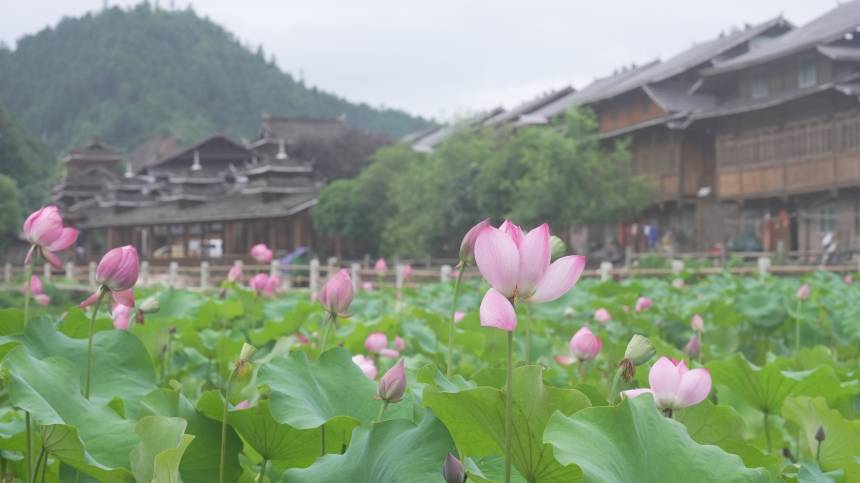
left=23, top=260, right=33, bottom=328
left=607, top=365, right=624, bottom=404
left=446, top=267, right=466, bottom=378
left=219, top=370, right=235, bottom=483
left=31, top=446, right=45, bottom=483
left=25, top=411, right=32, bottom=483
left=763, top=411, right=772, bottom=454
left=319, top=312, right=336, bottom=358
left=22, top=261, right=33, bottom=483
left=256, top=458, right=268, bottom=483
left=376, top=400, right=390, bottom=422
left=320, top=425, right=326, bottom=456
left=794, top=299, right=802, bottom=355
left=816, top=438, right=822, bottom=463
left=524, top=303, right=532, bottom=364
left=84, top=290, right=107, bottom=400
left=504, top=330, right=513, bottom=483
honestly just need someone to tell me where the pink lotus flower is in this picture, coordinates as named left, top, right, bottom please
left=234, top=400, right=251, bottom=410
left=453, top=311, right=465, bottom=324
left=622, top=357, right=712, bottom=411
left=393, top=336, right=406, bottom=352
left=227, top=264, right=243, bottom=283
left=365, top=332, right=388, bottom=353
left=379, top=348, right=400, bottom=359
left=250, top=243, right=273, bottom=263
left=594, top=308, right=611, bottom=324
left=479, top=287, right=518, bottom=331
left=23, top=275, right=51, bottom=306
left=377, top=358, right=406, bottom=403
left=112, top=304, right=133, bottom=330
left=362, top=281, right=375, bottom=292
left=475, top=221, right=585, bottom=331
left=374, top=258, right=388, bottom=276
left=319, top=269, right=354, bottom=316
left=352, top=354, right=378, bottom=379
left=844, top=275, right=854, bottom=285
left=569, top=326, right=602, bottom=362
left=691, top=314, right=704, bottom=333
left=796, top=284, right=810, bottom=300
left=264, top=275, right=280, bottom=296
left=401, top=264, right=413, bottom=281
left=80, top=245, right=139, bottom=308
left=22, top=206, right=79, bottom=269
left=635, top=297, right=652, bottom=312
left=249, top=273, right=270, bottom=294
left=554, top=355, right=575, bottom=366
left=459, top=219, right=491, bottom=264
left=683, top=335, right=701, bottom=359
left=294, top=332, right=310, bottom=345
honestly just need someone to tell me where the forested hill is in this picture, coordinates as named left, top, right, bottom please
left=0, top=3, right=431, bottom=151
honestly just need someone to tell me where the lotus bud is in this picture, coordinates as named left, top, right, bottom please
left=377, top=359, right=406, bottom=403
left=594, top=308, right=611, bottom=324
left=569, top=326, right=602, bottom=362
left=139, top=296, right=160, bottom=314
left=250, top=243, right=273, bottom=263
left=691, top=314, right=704, bottom=333
left=374, top=258, right=388, bottom=276
left=319, top=269, right=354, bottom=316
left=815, top=426, right=826, bottom=442
left=365, top=332, right=388, bottom=353
left=550, top=235, right=566, bottom=261
left=844, top=274, right=853, bottom=285
left=635, top=296, right=652, bottom=312
left=96, top=245, right=140, bottom=292
left=683, top=335, right=701, bottom=359
left=796, top=284, right=810, bottom=300
left=234, top=400, right=250, bottom=410
left=393, top=336, right=406, bottom=352
left=227, top=264, right=243, bottom=283
left=442, top=452, right=466, bottom=483
left=459, top=218, right=491, bottom=265
left=454, top=311, right=465, bottom=324
left=379, top=348, right=400, bottom=359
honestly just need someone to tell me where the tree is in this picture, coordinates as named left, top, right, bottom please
left=0, top=175, right=23, bottom=249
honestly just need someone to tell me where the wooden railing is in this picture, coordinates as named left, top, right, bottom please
left=0, top=252, right=857, bottom=294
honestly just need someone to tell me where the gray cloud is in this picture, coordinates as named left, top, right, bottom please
left=1, top=0, right=833, bottom=120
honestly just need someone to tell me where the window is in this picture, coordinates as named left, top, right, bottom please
left=818, top=204, right=836, bottom=233
left=798, top=60, right=817, bottom=88
left=751, top=76, right=769, bottom=99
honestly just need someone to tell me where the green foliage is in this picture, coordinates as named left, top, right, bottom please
left=544, top=395, right=771, bottom=483
left=313, top=108, right=654, bottom=257
left=0, top=3, right=430, bottom=151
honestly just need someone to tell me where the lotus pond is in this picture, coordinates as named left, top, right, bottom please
left=2, top=270, right=859, bottom=482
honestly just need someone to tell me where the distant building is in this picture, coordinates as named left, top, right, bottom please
left=53, top=115, right=386, bottom=262
left=405, top=1, right=860, bottom=257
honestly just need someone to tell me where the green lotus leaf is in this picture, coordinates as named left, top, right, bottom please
left=424, top=364, right=587, bottom=482
left=544, top=395, right=770, bottom=483
left=281, top=413, right=453, bottom=482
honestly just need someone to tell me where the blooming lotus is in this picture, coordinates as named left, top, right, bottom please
left=249, top=273, right=270, bottom=295
left=22, top=206, right=79, bottom=269
left=80, top=245, right=139, bottom=308
left=365, top=332, right=388, bottom=353
left=475, top=221, right=585, bottom=331
left=377, top=359, right=406, bottom=403
left=250, top=244, right=273, bottom=263
left=569, top=326, right=602, bottom=362
left=623, top=357, right=712, bottom=412
left=352, top=354, right=378, bottom=379
left=112, top=303, right=133, bottom=331
left=319, top=269, right=354, bottom=316
left=594, top=308, right=611, bottom=323
left=635, top=297, right=652, bottom=312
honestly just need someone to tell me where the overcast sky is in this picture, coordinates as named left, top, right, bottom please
left=1, top=0, right=839, bottom=121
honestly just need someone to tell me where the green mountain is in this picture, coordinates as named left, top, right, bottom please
left=0, top=3, right=431, bottom=151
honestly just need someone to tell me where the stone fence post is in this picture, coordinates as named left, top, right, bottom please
left=599, top=261, right=612, bottom=282
left=199, top=261, right=209, bottom=290
left=309, top=258, right=320, bottom=293
left=168, top=262, right=179, bottom=287
left=440, top=264, right=452, bottom=283
left=350, top=263, right=361, bottom=292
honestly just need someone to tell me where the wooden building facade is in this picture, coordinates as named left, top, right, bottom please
left=53, top=115, right=384, bottom=263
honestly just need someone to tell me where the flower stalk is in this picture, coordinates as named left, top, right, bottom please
left=446, top=266, right=465, bottom=377
left=504, top=329, right=513, bottom=483
left=84, top=290, right=107, bottom=400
